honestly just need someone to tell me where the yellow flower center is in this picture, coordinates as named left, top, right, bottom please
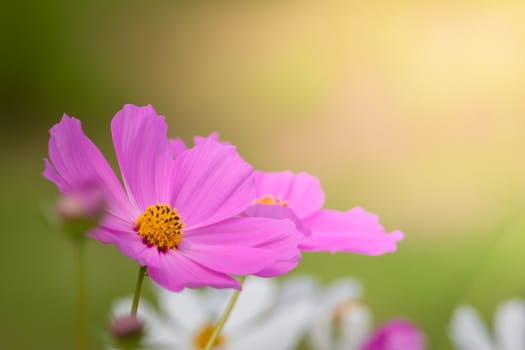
left=135, top=204, right=184, bottom=250
left=333, top=299, right=361, bottom=322
left=193, top=324, right=225, bottom=349
left=253, top=194, right=288, bottom=207
left=331, top=299, right=363, bottom=340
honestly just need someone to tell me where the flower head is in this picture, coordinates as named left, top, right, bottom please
left=300, top=277, right=424, bottom=350
left=172, top=134, right=403, bottom=275
left=251, top=171, right=404, bottom=256
left=43, top=104, right=301, bottom=291
left=361, top=319, right=426, bottom=350
left=449, top=299, right=525, bottom=350
left=111, top=278, right=315, bottom=350
left=303, top=277, right=372, bottom=350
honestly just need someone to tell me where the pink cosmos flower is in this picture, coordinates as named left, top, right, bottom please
left=361, top=319, right=426, bottom=350
left=43, top=104, right=300, bottom=291
left=171, top=134, right=403, bottom=273
left=250, top=171, right=404, bottom=255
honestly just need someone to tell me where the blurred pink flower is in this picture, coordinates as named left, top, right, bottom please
left=250, top=171, right=404, bottom=256
left=56, top=180, right=106, bottom=222
left=55, top=179, right=107, bottom=239
left=361, top=319, right=426, bottom=350
left=172, top=134, right=403, bottom=276
left=43, top=104, right=300, bottom=291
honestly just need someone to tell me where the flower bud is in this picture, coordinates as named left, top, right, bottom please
left=56, top=180, right=105, bottom=240
left=362, top=319, right=426, bottom=350
left=110, top=315, right=143, bottom=349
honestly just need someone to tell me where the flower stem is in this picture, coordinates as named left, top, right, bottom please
left=130, top=266, right=147, bottom=316
left=75, top=241, right=87, bottom=350
left=204, top=276, right=247, bottom=350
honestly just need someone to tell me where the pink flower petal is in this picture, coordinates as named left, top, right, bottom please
left=194, top=132, right=219, bottom=145
left=300, top=208, right=404, bottom=255
left=253, top=224, right=302, bottom=277
left=111, top=104, right=173, bottom=211
left=255, top=256, right=301, bottom=277
left=169, top=138, right=186, bottom=157
left=243, top=204, right=311, bottom=236
left=184, top=217, right=302, bottom=277
left=89, top=223, right=165, bottom=268
left=178, top=241, right=278, bottom=275
left=44, top=115, right=135, bottom=221
left=254, top=171, right=325, bottom=218
left=184, top=217, right=300, bottom=247
left=168, top=139, right=255, bottom=229
left=362, top=319, right=426, bottom=350
left=43, top=158, right=66, bottom=190
left=147, top=252, right=240, bottom=292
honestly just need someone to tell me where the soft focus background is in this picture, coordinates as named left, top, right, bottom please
left=3, top=1, right=525, bottom=349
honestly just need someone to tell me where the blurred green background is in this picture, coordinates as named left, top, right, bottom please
left=3, top=1, right=525, bottom=349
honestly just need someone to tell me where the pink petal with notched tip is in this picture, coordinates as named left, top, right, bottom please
left=194, top=132, right=219, bottom=145
left=300, top=207, right=404, bottom=255
left=169, top=138, right=186, bottom=157
left=111, top=104, right=173, bottom=211
left=44, top=114, right=135, bottom=221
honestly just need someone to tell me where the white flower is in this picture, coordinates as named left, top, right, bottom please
left=449, top=298, right=525, bottom=350
left=283, top=277, right=372, bottom=350
left=111, top=277, right=315, bottom=350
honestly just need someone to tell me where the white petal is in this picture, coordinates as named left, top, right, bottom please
left=228, top=299, right=316, bottom=350
left=309, top=302, right=371, bottom=350
left=201, top=287, right=233, bottom=320
left=111, top=297, right=134, bottom=318
left=224, top=277, right=278, bottom=333
left=494, top=298, right=525, bottom=350
left=277, top=275, right=320, bottom=306
left=449, top=305, right=495, bottom=350
left=321, top=278, right=363, bottom=313
left=307, top=278, right=364, bottom=350
left=309, top=313, right=335, bottom=350
left=336, top=304, right=372, bottom=350
left=155, top=285, right=209, bottom=334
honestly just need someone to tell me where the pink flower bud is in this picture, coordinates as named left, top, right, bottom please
left=56, top=180, right=105, bottom=239
left=110, top=315, right=143, bottom=340
left=361, top=319, right=426, bottom=350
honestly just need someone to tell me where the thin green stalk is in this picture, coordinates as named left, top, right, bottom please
left=130, top=266, right=147, bottom=316
left=75, top=241, right=87, bottom=350
left=204, top=276, right=247, bottom=350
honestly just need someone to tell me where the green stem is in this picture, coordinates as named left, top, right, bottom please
left=75, top=241, right=87, bottom=350
left=204, top=276, right=247, bottom=350
left=130, top=266, right=147, bottom=316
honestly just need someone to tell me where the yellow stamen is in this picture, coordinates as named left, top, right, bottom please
left=194, top=324, right=225, bottom=349
left=333, top=299, right=361, bottom=322
left=135, top=204, right=184, bottom=250
left=253, top=194, right=288, bottom=207
left=332, top=299, right=363, bottom=341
